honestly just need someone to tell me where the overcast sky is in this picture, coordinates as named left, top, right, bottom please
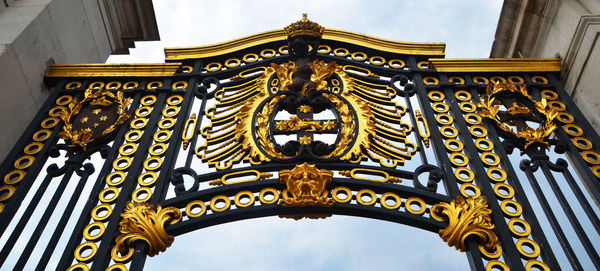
left=110, top=1, right=504, bottom=270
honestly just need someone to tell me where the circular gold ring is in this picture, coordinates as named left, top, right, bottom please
left=146, top=81, right=163, bottom=89
left=106, top=81, right=121, bottom=89
left=24, top=142, right=44, bottom=155
left=111, top=246, right=134, bottom=263
left=454, top=167, right=475, bottom=183
left=508, top=218, right=531, bottom=237
left=0, top=185, right=15, bottom=201
left=278, top=45, right=289, bottom=55
left=582, top=151, right=600, bottom=164
left=557, top=112, right=574, bottom=123
left=167, top=95, right=183, bottom=105
left=490, top=76, right=506, bottom=84
left=89, top=82, right=104, bottom=89
left=130, top=118, right=148, bottom=129
left=243, top=53, right=259, bottom=63
left=317, top=45, right=331, bottom=54
left=153, top=130, right=172, bottom=143
left=441, top=126, right=459, bottom=138
left=33, top=129, right=52, bottom=141
left=428, top=90, right=445, bottom=101
left=449, top=76, right=465, bottom=85
left=454, top=90, right=471, bottom=101
left=106, top=171, right=126, bottom=186
left=181, top=65, right=193, bottom=73
left=158, top=118, right=176, bottom=129
left=49, top=106, right=66, bottom=117
left=380, top=192, right=401, bottom=209
left=333, top=48, right=349, bottom=57
left=540, top=90, right=558, bottom=100
left=107, top=263, right=129, bottom=270
left=475, top=138, right=494, bottom=152
left=186, top=200, right=206, bottom=217
left=205, top=62, right=222, bottom=72
left=508, top=76, right=525, bottom=84
left=516, top=238, right=541, bottom=258
left=487, top=167, right=507, bottom=182
left=118, top=143, right=137, bottom=156
left=405, top=197, right=426, bottom=215
left=140, top=95, right=157, bottom=105
left=224, top=58, right=241, bottom=68
left=389, top=59, right=405, bottom=69
left=149, top=143, right=167, bottom=156
left=432, top=102, right=449, bottom=113
left=171, top=81, right=188, bottom=90
left=65, top=82, right=82, bottom=90
left=259, top=188, right=279, bottom=204
left=14, top=155, right=35, bottom=169
left=56, top=95, right=73, bottom=105
left=67, top=263, right=89, bottom=271
left=445, top=139, right=464, bottom=152
left=132, top=187, right=152, bottom=203
left=563, top=124, right=583, bottom=137
left=493, top=183, right=515, bottom=199
left=332, top=187, right=352, bottom=203
left=41, top=117, right=59, bottom=129
left=481, top=152, right=500, bottom=166
left=234, top=191, right=255, bottom=208
left=459, top=102, right=476, bottom=113
left=435, top=113, right=454, bottom=125
left=460, top=183, right=481, bottom=198
left=210, top=195, right=231, bottom=212
left=572, top=137, right=593, bottom=150
left=592, top=165, right=600, bottom=179
left=422, top=77, right=439, bottom=85
left=479, top=243, right=503, bottom=259
left=351, top=52, right=367, bottom=61
left=99, top=187, right=119, bottom=203
left=369, top=56, right=385, bottom=66
left=162, top=106, right=180, bottom=117
left=74, top=241, right=97, bottom=263
left=91, top=203, right=112, bottom=221
left=143, top=156, right=163, bottom=171
left=531, top=76, right=548, bottom=84
left=125, top=130, right=142, bottom=142
left=260, top=49, right=276, bottom=58
left=123, top=81, right=139, bottom=89
left=548, top=101, right=565, bottom=111
left=464, top=113, right=482, bottom=125
left=4, top=170, right=25, bottom=185
left=356, top=189, right=377, bottom=206
left=470, top=125, right=488, bottom=138
left=486, top=260, right=509, bottom=271
left=138, top=171, right=158, bottom=186
left=473, top=76, right=489, bottom=84
left=525, top=260, right=550, bottom=271
left=417, top=61, right=428, bottom=69
left=500, top=199, right=523, bottom=217
left=83, top=221, right=105, bottom=241
left=135, top=106, right=152, bottom=117
left=113, top=157, right=132, bottom=171
left=450, top=153, right=469, bottom=167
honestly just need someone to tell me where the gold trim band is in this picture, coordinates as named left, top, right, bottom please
left=46, top=63, right=182, bottom=78
left=427, top=58, right=560, bottom=72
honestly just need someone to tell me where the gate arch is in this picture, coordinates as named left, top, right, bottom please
left=1, top=14, right=599, bottom=271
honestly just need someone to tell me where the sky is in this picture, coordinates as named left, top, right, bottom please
left=108, top=1, right=504, bottom=270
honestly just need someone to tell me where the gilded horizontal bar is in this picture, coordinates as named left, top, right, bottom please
left=427, top=58, right=561, bottom=72
left=46, top=63, right=182, bottom=77
left=164, top=29, right=446, bottom=60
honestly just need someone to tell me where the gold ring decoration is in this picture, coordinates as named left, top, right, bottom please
left=210, top=195, right=231, bottom=212
left=162, top=106, right=180, bottom=117
left=464, top=113, right=482, bottom=125
left=508, top=76, right=525, bottom=84
left=454, top=90, right=471, bottom=101
left=332, top=187, right=352, bottom=203
left=500, top=199, right=522, bottom=217
left=479, top=243, right=503, bottom=259
left=49, top=106, right=66, bottom=117
left=490, top=76, right=506, bottom=84
left=460, top=183, right=481, bottom=198
left=508, top=218, right=531, bottom=237
left=487, top=167, right=507, bottom=182
left=135, top=106, right=152, bottom=117
left=428, top=90, right=445, bottom=101
left=99, top=187, right=119, bottom=203
left=449, top=76, right=465, bottom=85
left=113, top=157, right=132, bottom=171
left=445, top=139, right=464, bottom=152
left=440, top=126, right=458, bottom=138
left=493, top=183, right=514, bottom=199
left=243, top=53, right=259, bottom=63
left=317, top=45, right=331, bottom=54
left=260, top=49, right=276, bottom=58
left=111, top=246, right=134, bottom=263
left=582, top=151, right=600, bottom=164
left=278, top=45, right=289, bottom=54
left=141, top=95, right=157, bottom=105
left=158, top=118, right=176, bottom=129
left=4, top=170, right=25, bottom=185
left=423, top=77, right=439, bottom=85
left=531, top=76, right=548, bottom=84
left=417, top=61, right=428, bottom=69
left=167, top=95, right=183, bottom=106
left=450, top=153, right=469, bottom=167
left=67, top=263, right=89, bottom=271
left=525, top=260, right=550, bottom=271
left=118, top=143, right=137, bottom=156
left=33, top=130, right=51, bottom=141
left=182, top=113, right=197, bottom=150
left=477, top=82, right=558, bottom=150
left=592, top=165, right=600, bottom=178
left=572, top=137, right=592, bottom=150
left=557, top=112, right=574, bottom=123
left=351, top=52, right=367, bottom=61
left=181, top=65, right=193, bottom=73
left=106, top=171, right=126, bottom=186
left=436, top=113, right=454, bottom=125
left=356, top=189, right=377, bottom=206
left=123, top=81, right=139, bottom=89
left=138, top=171, right=158, bottom=186
left=132, top=187, right=152, bottom=203
left=469, top=125, right=488, bottom=137
left=333, top=48, right=349, bottom=57
left=234, top=191, right=255, bottom=208
left=125, top=130, right=142, bottom=142
left=14, top=155, right=35, bottom=169
left=149, top=143, right=167, bottom=156
left=205, top=62, right=222, bottom=72
left=146, top=81, right=163, bottom=89
left=130, top=118, right=148, bottom=129
left=74, top=241, right=97, bottom=263
left=486, top=260, right=509, bottom=271
left=380, top=192, right=402, bottom=209
left=89, top=82, right=104, bottom=89
left=432, top=102, right=449, bottom=113
left=41, top=117, right=60, bottom=128
left=369, top=56, right=385, bottom=66
left=91, top=203, right=112, bottom=221
left=224, top=58, right=241, bottom=68
left=83, top=221, right=105, bottom=241
left=56, top=95, right=74, bottom=105
left=454, top=167, right=474, bottom=183
left=481, top=152, right=500, bottom=166
left=143, top=156, right=163, bottom=171
left=259, top=188, right=279, bottom=204
left=389, top=59, right=405, bottom=69
left=473, top=76, right=489, bottom=84
left=540, top=90, right=558, bottom=100
left=171, top=81, right=188, bottom=90
left=516, top=238, right=541, bottom=258
left=106, top=81, right=122, bottom=89
left=548, top=100, right=565, bottom=111
left=154, top=130, right=172, bottom=143
left=459, top=102, right=476, bottom=113
left=405, top=197, right=426, bottom=215
left=475, top=138, right=494, bottom=151
left=0, top=185, right=15, bottom=201
left=65, top=82, right=82, bottom=90
left=185, top=200, right=206, bottom=217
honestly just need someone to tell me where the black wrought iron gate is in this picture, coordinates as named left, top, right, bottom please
left=1, top=16, right=599, bottom=271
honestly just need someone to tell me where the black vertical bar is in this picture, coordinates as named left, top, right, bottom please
left=558, top=161, right=600, bottom=235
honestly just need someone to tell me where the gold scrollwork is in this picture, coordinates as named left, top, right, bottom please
left=430, top=196, right=499, bottom=254
left=115, top=202, right=182, bottom=257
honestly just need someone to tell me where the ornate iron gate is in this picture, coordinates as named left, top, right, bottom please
left=1, top=15, right=599, bottom=270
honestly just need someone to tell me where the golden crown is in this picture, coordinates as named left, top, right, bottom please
left=284, top=13, right=324, bottom=38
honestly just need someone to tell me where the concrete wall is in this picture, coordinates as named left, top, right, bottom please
left=0, top=0, right=159, bottom=161
left=491, top=0, right=600, bottom=133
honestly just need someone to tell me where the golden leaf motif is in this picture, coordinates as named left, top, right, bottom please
left=430, top=196, right=499, bottom=253
left=279, top=163, right=334, bottom=208
left=307, top=60, right=338, bottom=91
left=115, top=202, right=182, bottom=257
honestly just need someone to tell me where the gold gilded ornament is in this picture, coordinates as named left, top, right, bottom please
left=115, top=202, right=182, bottom=257
left=284, top=13, right=324, bottom=38
left=279, top=163, right=334, bottom=208
left=430, top=196, right=499, bottom=254
left=477, top=82, right=557, bottom=150
left=58, top=86, right=131, bottom=149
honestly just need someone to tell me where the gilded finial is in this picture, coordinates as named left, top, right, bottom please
left=284, top=13, right=324, bottom=38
